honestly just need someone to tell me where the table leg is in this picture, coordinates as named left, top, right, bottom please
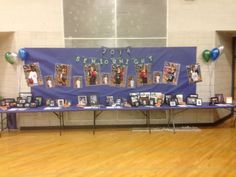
left=170, top=109, right=176, bottom=134
left=93, top=111, right=96, bottom=135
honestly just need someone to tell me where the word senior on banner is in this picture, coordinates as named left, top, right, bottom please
left=74, top=47, right=154, bottom=65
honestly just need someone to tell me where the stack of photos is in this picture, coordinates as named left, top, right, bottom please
left=88, top=94, right=99, bottom=106
left=54, top=64, right=72, bottom=87
left=139, top=92, right=150, bottom=106
left=73, top=76, right=83, bottom=88
left=129, top=93, right=140, bottom=107
left=84, top=64, right=100, bottom=86
left=136, top=64, right=151, bottom=86
left=101, top=73, right=109, bottom=85
left=111, top=64, right=127, bottom=87
left=23, top=63, right=43, bottom=87
left=106, top=96, right=114, bottom=106
left=162, top=62, right=180, bottom=85
left=186, top=64, right=202, bottom=83
left=77, top=96, right=87, bottom=107
left=127, top=76, right=136, bottom=88
left=153, top=71, right=162, bottom=84
left=44, top=75, right=55, bottom=88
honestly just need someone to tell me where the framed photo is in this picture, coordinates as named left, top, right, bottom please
left=106, top=96, right=114, bottom=106
left=45, top=98, right=51, bottom=106
left=73, top=76, right=83, bottom=88
left=84, top=64, right=100, bottom=86
left=196, top=98, right=202, bottom=106
left=27, top=96, right=32, bottom=103
left=57, top=99, right=64, bottom=107
left=210, top=97, right=219, bottom=105
left=186, top=64, right=203, bottom=83
left=165, top=94, right=173, bottom=105
left=169, top=100, right=177, bottom=107
left=16, top=103, right=24, bottom=108
left=139, top=92, right=150, bottom=106
left=77, top=96, right=87, bottom=106
left=24, top=103, right=30, bottom=108
left=30, top=102, right=37, bottom=108
left=153, top=71, right=162, bottom=84
left=225, top=97, right=233, bottom=104
left=111, top=64, right=127, bottom=87
left=136, top=64, right=152, bottom=86
left=162, top=62, right=181, bottom=85
left=55, top=64, right=72, bottom=87
left=215, top=94, right=224, bottom=104
left=44, top=75, right=55, bottom=88
left=19, top=92, right=32, bottom=99
left=19, top=99, right=27, bottom=104
left=9, top=102, right=17, bottom=108
left=0, top=100, right=6, bottom=106
left=50, top=100, right=55, bottom=107
left=35, top=96, right=43, bottom=107
left=23, top=62, right=43, bottom=87
left=186, top=97, right=197, bottom=105
left=129, top=92, right=140, bottom=107
left=88, top=94, right=99, bottom=106
left=176, top=94, right=184, bottom=104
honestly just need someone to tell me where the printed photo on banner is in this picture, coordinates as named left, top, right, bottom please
left=44, top=75, right=55, bottom=88
left=84, top=64, right=100, bottom=86
left=73, top=76, right=83, bottom=88
left=127, top=76, right=136, bottom=88
left=54, top=64, right=72, bottom=87
left=136, top=64, right=151, bottom=87
left=100, top=73, right=109, bottom=85
left=23, top=62, right=43, bottom=87
left=111, top=64, right=127, bottom=87
left=162, top=62, right=180, bottom=85
left=186, top=64, right=202, bottom=83
left=153, top=71, right=162, bottom=84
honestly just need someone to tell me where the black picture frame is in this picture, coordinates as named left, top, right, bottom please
left=165, top=94, right=172, bottom=105
left=209, top=97, right=219, bottom=105
left=215, top=94, right=224, bottom=104
left=169, top=100, right=177, bottom=107
left=186, top=97, right=197, bottom=105
left=35, top=96, right=43, bottom=107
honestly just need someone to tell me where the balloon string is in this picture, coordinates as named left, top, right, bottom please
left=207, top=61, right=215, bottom=98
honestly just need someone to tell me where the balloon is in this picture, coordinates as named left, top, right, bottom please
left=18, top=48, right=28, bottom=61
left=202, top=50, right=211, bottom=62
left=210, top=48, right=220, bottom=61
left=218, top=45, right=224, bottom=55
left=5, top=52, right=15, bottom=64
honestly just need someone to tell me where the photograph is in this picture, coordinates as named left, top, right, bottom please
left=153, top=71, right=162, bottom=84
left=139, top=92, right=150, bottom=106
left=30, top=102, right=37, bottom=108
left=44, top=75, right=55, bottom=88
left=24, top=103, right=30, bottom=108
left=169, top=100, right=177, bottom=107
left=196, top=98, right=202, bottom=106
left=106, top=96, right=114, bottom=106
left=84, top=64, right=100, bottom=86
left=19, top=92, right=32, bottom=99
left=111, top=64, right=127, bottom=87
left=101, top=73, right=109, bottom=85
left=89, top=94, right=99, bottom=106
left=127, top=76, right=136, bottom=88
left=225, top=96, right=233, bottom=104
left=46, top=98, right=51, bottom=106
left=50, top=100, right=55, bottom=107
left=19, top=99, right=27, bottom=104
left=35, top=96, right=43, bottom=107
left=73, top=76, right=83, bottom=88
left=162, top=62, right=181, bottom=85
left=57, top=99, right=65, bottom=107
left=55, top=64, right=72, bottom=87
left=136, top=64, right=151, bottom=86
left=186, top=97, right=197, bottom=105
left=215, top=94, right=224, bottom=104
left=129, top=92, right=140, bottom=107
left=77, top=96, right=88, bottom=106
left=176, top=94, right=184, bottom=105
left=26, top=96, right=32, bottom=103
left=23, top=63, right=43, bottom=87
left=165, top=94, right=173, bottom=105
left=186, top=64, right=203, bottom=83
left=209, top=97, right=219, bottom=105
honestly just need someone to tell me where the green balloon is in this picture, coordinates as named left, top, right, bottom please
left=202, top=50, right=211, bottom=62
left=5, top=52, right=14, bottom=64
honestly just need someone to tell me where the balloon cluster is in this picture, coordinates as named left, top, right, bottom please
left=202, top=46, right=224, bottom=62
left=4, top=48, right=28, bottom=65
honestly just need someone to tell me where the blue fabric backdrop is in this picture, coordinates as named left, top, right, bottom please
left=25, top=47, right=196, bottom=105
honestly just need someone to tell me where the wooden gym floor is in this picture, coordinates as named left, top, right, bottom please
left=0, top=119, right=236, bottom=177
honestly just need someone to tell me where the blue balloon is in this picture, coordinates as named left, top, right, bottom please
left=18, top=48, right=28, bottom=61
left=210, top=48, right=220, bottom=61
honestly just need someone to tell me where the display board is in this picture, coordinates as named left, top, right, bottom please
left=25, top=47, right=196, bottom=105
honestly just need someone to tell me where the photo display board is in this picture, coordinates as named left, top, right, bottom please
left=25, top=47, right=196, bottom=105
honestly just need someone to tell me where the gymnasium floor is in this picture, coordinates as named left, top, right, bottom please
left=0, top=119, right=236, bottom=177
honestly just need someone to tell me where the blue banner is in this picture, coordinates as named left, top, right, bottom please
left=25, top=47, right=196, bottom=105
